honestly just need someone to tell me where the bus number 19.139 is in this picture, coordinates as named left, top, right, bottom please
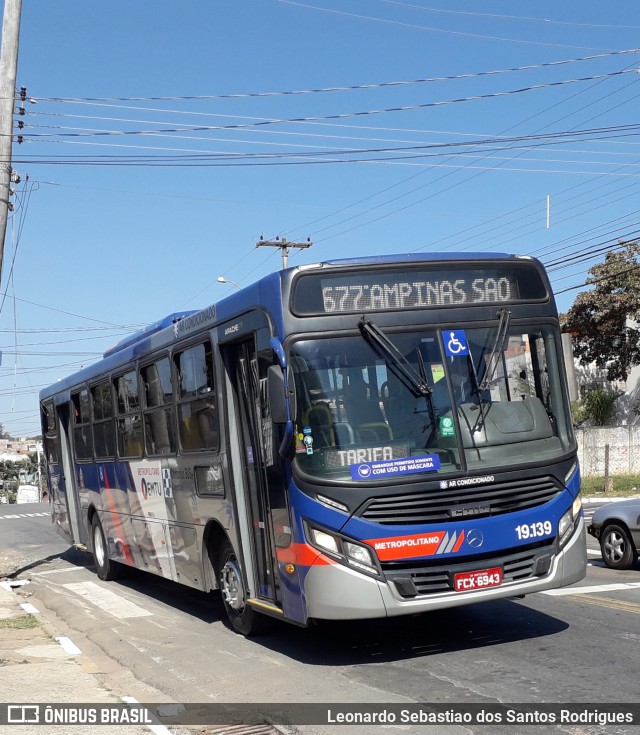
left=515, top=521, right=553, bottom=540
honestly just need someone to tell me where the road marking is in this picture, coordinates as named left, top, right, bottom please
left=55, top=636, right=82, bottom=655
left=31, top=567, right=90, bottom=576
left=62, top=580, right=152, bottom=619
left=563, top=595, right=640, bottom=614
left=543, top=582, right=640, bottom=596
left=0, top=512, right=49, bottom=520
left=121, top=696, right=174, bottom=735
left=0, top=579, right=29, bottom=591
left=20, top=602, right=39, bottom=614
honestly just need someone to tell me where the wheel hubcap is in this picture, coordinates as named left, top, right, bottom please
left=94, top=525, right=105, bottom=567
left=221, top=557, right=245, bottom=611
left=604, top=531, right=625, bottom=562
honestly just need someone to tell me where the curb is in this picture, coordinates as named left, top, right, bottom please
left=0, top=579, right=167, bottom=735
left=582, top=495, right=640, bottom=504
left=0, top=579, right=285, bottom=735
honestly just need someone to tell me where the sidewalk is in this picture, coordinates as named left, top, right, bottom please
left=0, top=578, right=281, bottom=735
left=0, top=579, right=198, bottom=735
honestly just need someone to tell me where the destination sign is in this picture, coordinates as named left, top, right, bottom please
left=292, top=264, right=547, bottom=315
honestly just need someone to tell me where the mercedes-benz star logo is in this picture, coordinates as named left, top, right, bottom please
left=467, top=529, right=484, bottom=548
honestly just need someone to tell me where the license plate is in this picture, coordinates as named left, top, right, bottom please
left=454, top=566, right=502, bottom=592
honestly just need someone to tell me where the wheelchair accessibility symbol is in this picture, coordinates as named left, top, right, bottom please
left=445, top=330, right=469, bottom=357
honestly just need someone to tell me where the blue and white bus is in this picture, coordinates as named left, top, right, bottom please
left=40, top=253, right=586, bottom=635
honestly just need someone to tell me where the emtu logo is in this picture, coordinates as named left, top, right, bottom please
left=140, top=478, right=162, bottom=499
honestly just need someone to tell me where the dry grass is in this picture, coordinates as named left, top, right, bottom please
left=0, top=614, right=39, bottom=629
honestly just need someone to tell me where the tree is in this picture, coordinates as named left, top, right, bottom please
left=581, top=389, right=616, bottom=425
left=561, top=240, right=640, bottom=381
left=25, top=451, right=43, bottom=481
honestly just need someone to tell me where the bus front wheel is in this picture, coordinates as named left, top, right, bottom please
left=91, top=516, right=120, bottom=581
left=216, top=539, right=270, bottom=636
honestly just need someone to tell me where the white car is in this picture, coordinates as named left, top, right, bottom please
left=588, top=498, right=640, bottom=570
left=16, top=484, right=40, bottom=504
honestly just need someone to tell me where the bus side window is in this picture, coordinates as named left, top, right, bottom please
left=141, top=359, right=176, bottom=456
left=114, top=371, right=143, bottom=458
left=71, top=389, right=93, bottom=461
left=91, top=380, right=115, bottom=459
left=174, top=342, right=218, bottom=452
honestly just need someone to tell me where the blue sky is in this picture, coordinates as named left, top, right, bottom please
left=1, top=1, right=639, bottom=437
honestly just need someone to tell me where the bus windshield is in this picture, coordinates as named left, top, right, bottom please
left=290, top=322, right=574, bottom=481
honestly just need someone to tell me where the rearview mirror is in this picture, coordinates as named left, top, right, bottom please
left=268, top=365, right=297, bottom=424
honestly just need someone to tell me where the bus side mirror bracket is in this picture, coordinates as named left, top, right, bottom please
left=268, top=365, right=297, bottom=424
left=268, top=365, right=297, bottom=459
left=269, top=337, right=297, bottom=459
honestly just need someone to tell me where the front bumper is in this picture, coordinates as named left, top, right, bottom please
left=303, top=517, right=587, bottom=621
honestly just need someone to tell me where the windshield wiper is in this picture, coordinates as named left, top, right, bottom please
left=479, top=307, right=511, bottom=391
left=359, top=318, right=437, bottom=434
left=358, top=318, right=431, bottom=398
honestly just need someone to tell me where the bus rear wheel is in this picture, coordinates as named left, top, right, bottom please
left=91, top=516, right=120, bottom=581
left=216, top=539, right=270, bottom=636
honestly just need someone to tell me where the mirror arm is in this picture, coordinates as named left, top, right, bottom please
left=271, top=337, right=296, bottom=457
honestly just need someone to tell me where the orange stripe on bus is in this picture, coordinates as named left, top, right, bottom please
left=101, top=468, right=134, bottom=565
left=276, top=543, right=333, bottom=567
left=452, top=530, right=465, bottom=552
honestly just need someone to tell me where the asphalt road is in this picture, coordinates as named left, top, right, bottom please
left=2, top=501, right=639, bottom=735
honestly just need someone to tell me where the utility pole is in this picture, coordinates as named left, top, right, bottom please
left=0, top=0, right=22, bottom=284
left=256, top=235, right=312, bottom=270
left=36, top=443, right=42, bottom=500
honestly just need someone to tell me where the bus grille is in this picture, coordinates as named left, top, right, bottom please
left=359, top=475, right=561, bottom=525
left=384, top=543, right=555, bottom=597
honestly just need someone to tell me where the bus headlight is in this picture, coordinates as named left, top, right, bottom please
left=344, top=541, right=374, bottom=566
left=307, top=527, right=339, bottom=555
left=304, top=522, right=381, bottom=578
left=558, top=494, right=582, bottom=548
left=343, top=541, right=378, bottom=574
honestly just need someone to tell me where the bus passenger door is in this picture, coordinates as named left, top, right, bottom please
left=222, top=335, right=279, bottom=608
left=54, top=402, right=85, bottom=546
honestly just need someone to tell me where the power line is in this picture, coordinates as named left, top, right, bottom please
left=15, top=128, right=640, bottom=172
left=33, top=49, right=638, bottom=104
left=372, top=1, right=640, bottom=31
left=21, top=71, right=638, bottom=141
left=554, top=263, right=640, bottom=294
left=0, top=350, right=101, bottom=356
left=546, top=233, right=640, bottom=271
left=0, top=290, right=144, bottom=326
left=283, top=66, right=640, bottom=245
left=277, top=0, right=621, bottom=51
